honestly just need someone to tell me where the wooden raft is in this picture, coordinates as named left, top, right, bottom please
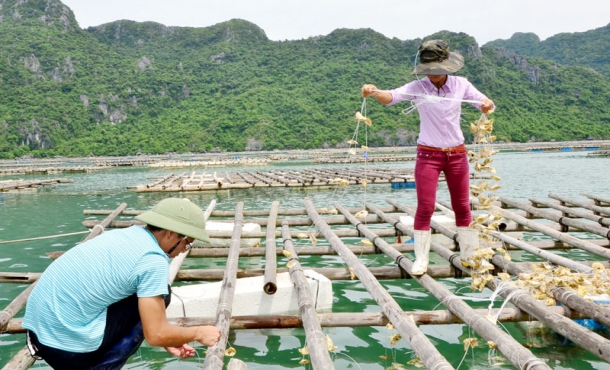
left=0, top=178, right=73, bottom=192
left=135, top=167, right=418, bottom=192
left=2, top=192, right=610, bottom=369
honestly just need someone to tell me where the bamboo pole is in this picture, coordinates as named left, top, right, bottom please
left=303, top=199, right=454, bottom=370
left=147, top=173, right=175, bottom=188
left=499, top=196, right=610, bottom=239
left=0, top=273, right=42, bottom=284
left=84, top=205, right=395, bottom=218
left=81, top=213, right=387, bottom=229
left=282, top=222, right=334, bottom=369
left=227, top=358, right=248, bottom=370
left=549, top=193, right=610, bottom=217
left=530, top=197, right=610, bottom=227
left=263, top=201, right=280, bottom=294
left=0, top=231, right=90, bottom=245
left=85, top=203, right=128, bottom=241
left=359, top=202, right=550, bottom=370
left=2, top=305, right=594, bottom=334
left=0, top=284, right=36, bottom=331
left=203, top=202, right=244, bottom=370
left=1, top=347, right=36, bottom=370
left=235, top=172, right=256, bottom=185
left=176, top=266, right=449, bottom=281
left=8, top=258, right=610, bottom=286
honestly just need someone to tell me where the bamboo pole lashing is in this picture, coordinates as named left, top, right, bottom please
left=582, top=193, right=610, bottom=207
left=352, top=201, right=551, bottom=370
left=263, top=201, right=280, bottom=294
left=281, top=222, right=334, bottom=369
left=303, top=198, right=455, bottom=370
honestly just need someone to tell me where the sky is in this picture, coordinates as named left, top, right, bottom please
left=60, top=0, right=609, bottom=45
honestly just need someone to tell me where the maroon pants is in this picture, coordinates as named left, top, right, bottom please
left=414, top=146, right=472, bottom=230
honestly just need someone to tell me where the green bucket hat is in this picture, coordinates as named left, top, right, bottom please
left=412, top=39, right=464, bottom=75
left=135, top=198, right=210, bottom=242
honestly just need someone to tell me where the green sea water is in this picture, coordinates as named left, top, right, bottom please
left=0, top=151, right=609, bottom=369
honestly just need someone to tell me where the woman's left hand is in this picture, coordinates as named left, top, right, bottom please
left=165, top=344, right=196, bottom=359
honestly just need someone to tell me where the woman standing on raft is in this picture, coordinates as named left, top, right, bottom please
left=362, top=40, right=495, bottom=275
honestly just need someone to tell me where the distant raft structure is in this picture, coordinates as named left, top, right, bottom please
left=148, top=157, right=269, bottom=168
left=134, top=167, right=418, bottom=193
left=0, top=178, right=73, bottom=193
left=313, top=154, right=416, bottom=164
left=0, top=166, right=111, bottom=176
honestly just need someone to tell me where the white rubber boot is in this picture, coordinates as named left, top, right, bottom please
left=457, top=227, right=479, bottom=267
left=411, top=230, right=431, bottom=276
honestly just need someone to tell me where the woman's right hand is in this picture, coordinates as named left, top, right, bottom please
left=361, top=84, right=378, bottom=98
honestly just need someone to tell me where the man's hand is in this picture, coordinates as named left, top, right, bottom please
left=196, top=326, right=222, bottom=347
left=165, top=344, right=196, bottom=359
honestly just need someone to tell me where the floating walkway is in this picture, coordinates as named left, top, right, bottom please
left=2, top=192, right=610, bottom=368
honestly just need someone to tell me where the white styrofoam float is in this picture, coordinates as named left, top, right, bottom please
left=198, top=221, right=262, bottom=248
left=166, top=270, right=332, bottom=319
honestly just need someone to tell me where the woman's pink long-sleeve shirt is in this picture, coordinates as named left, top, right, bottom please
left=387, top=76, right=491, bottom=148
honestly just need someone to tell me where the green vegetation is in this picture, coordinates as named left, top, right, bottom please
left=1, top=0, right=609, bottom=158
left=485, top=24, right=610, bottom=77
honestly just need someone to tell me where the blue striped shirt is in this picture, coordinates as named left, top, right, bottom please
left=23, top=226, right=170, bottom=352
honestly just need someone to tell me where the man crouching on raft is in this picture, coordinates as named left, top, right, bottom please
left=23, top=198, right=221, bottom=369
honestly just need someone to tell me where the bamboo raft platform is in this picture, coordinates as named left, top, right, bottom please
left=0, top=178, right=73, bottom=192
left=148, top=158, right=269, bottom=168
left=313, top=154, right=416, bottom=164
left=134, top=168, right=492, bottom=193
left=2, top=192, right=610, bottom=369
left=135, top=167, right=419, bottom=192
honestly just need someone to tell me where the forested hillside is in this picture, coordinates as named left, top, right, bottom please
left=485, top=24, right=610, bottom=77
left=1, top=0, right=609, bottom=158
